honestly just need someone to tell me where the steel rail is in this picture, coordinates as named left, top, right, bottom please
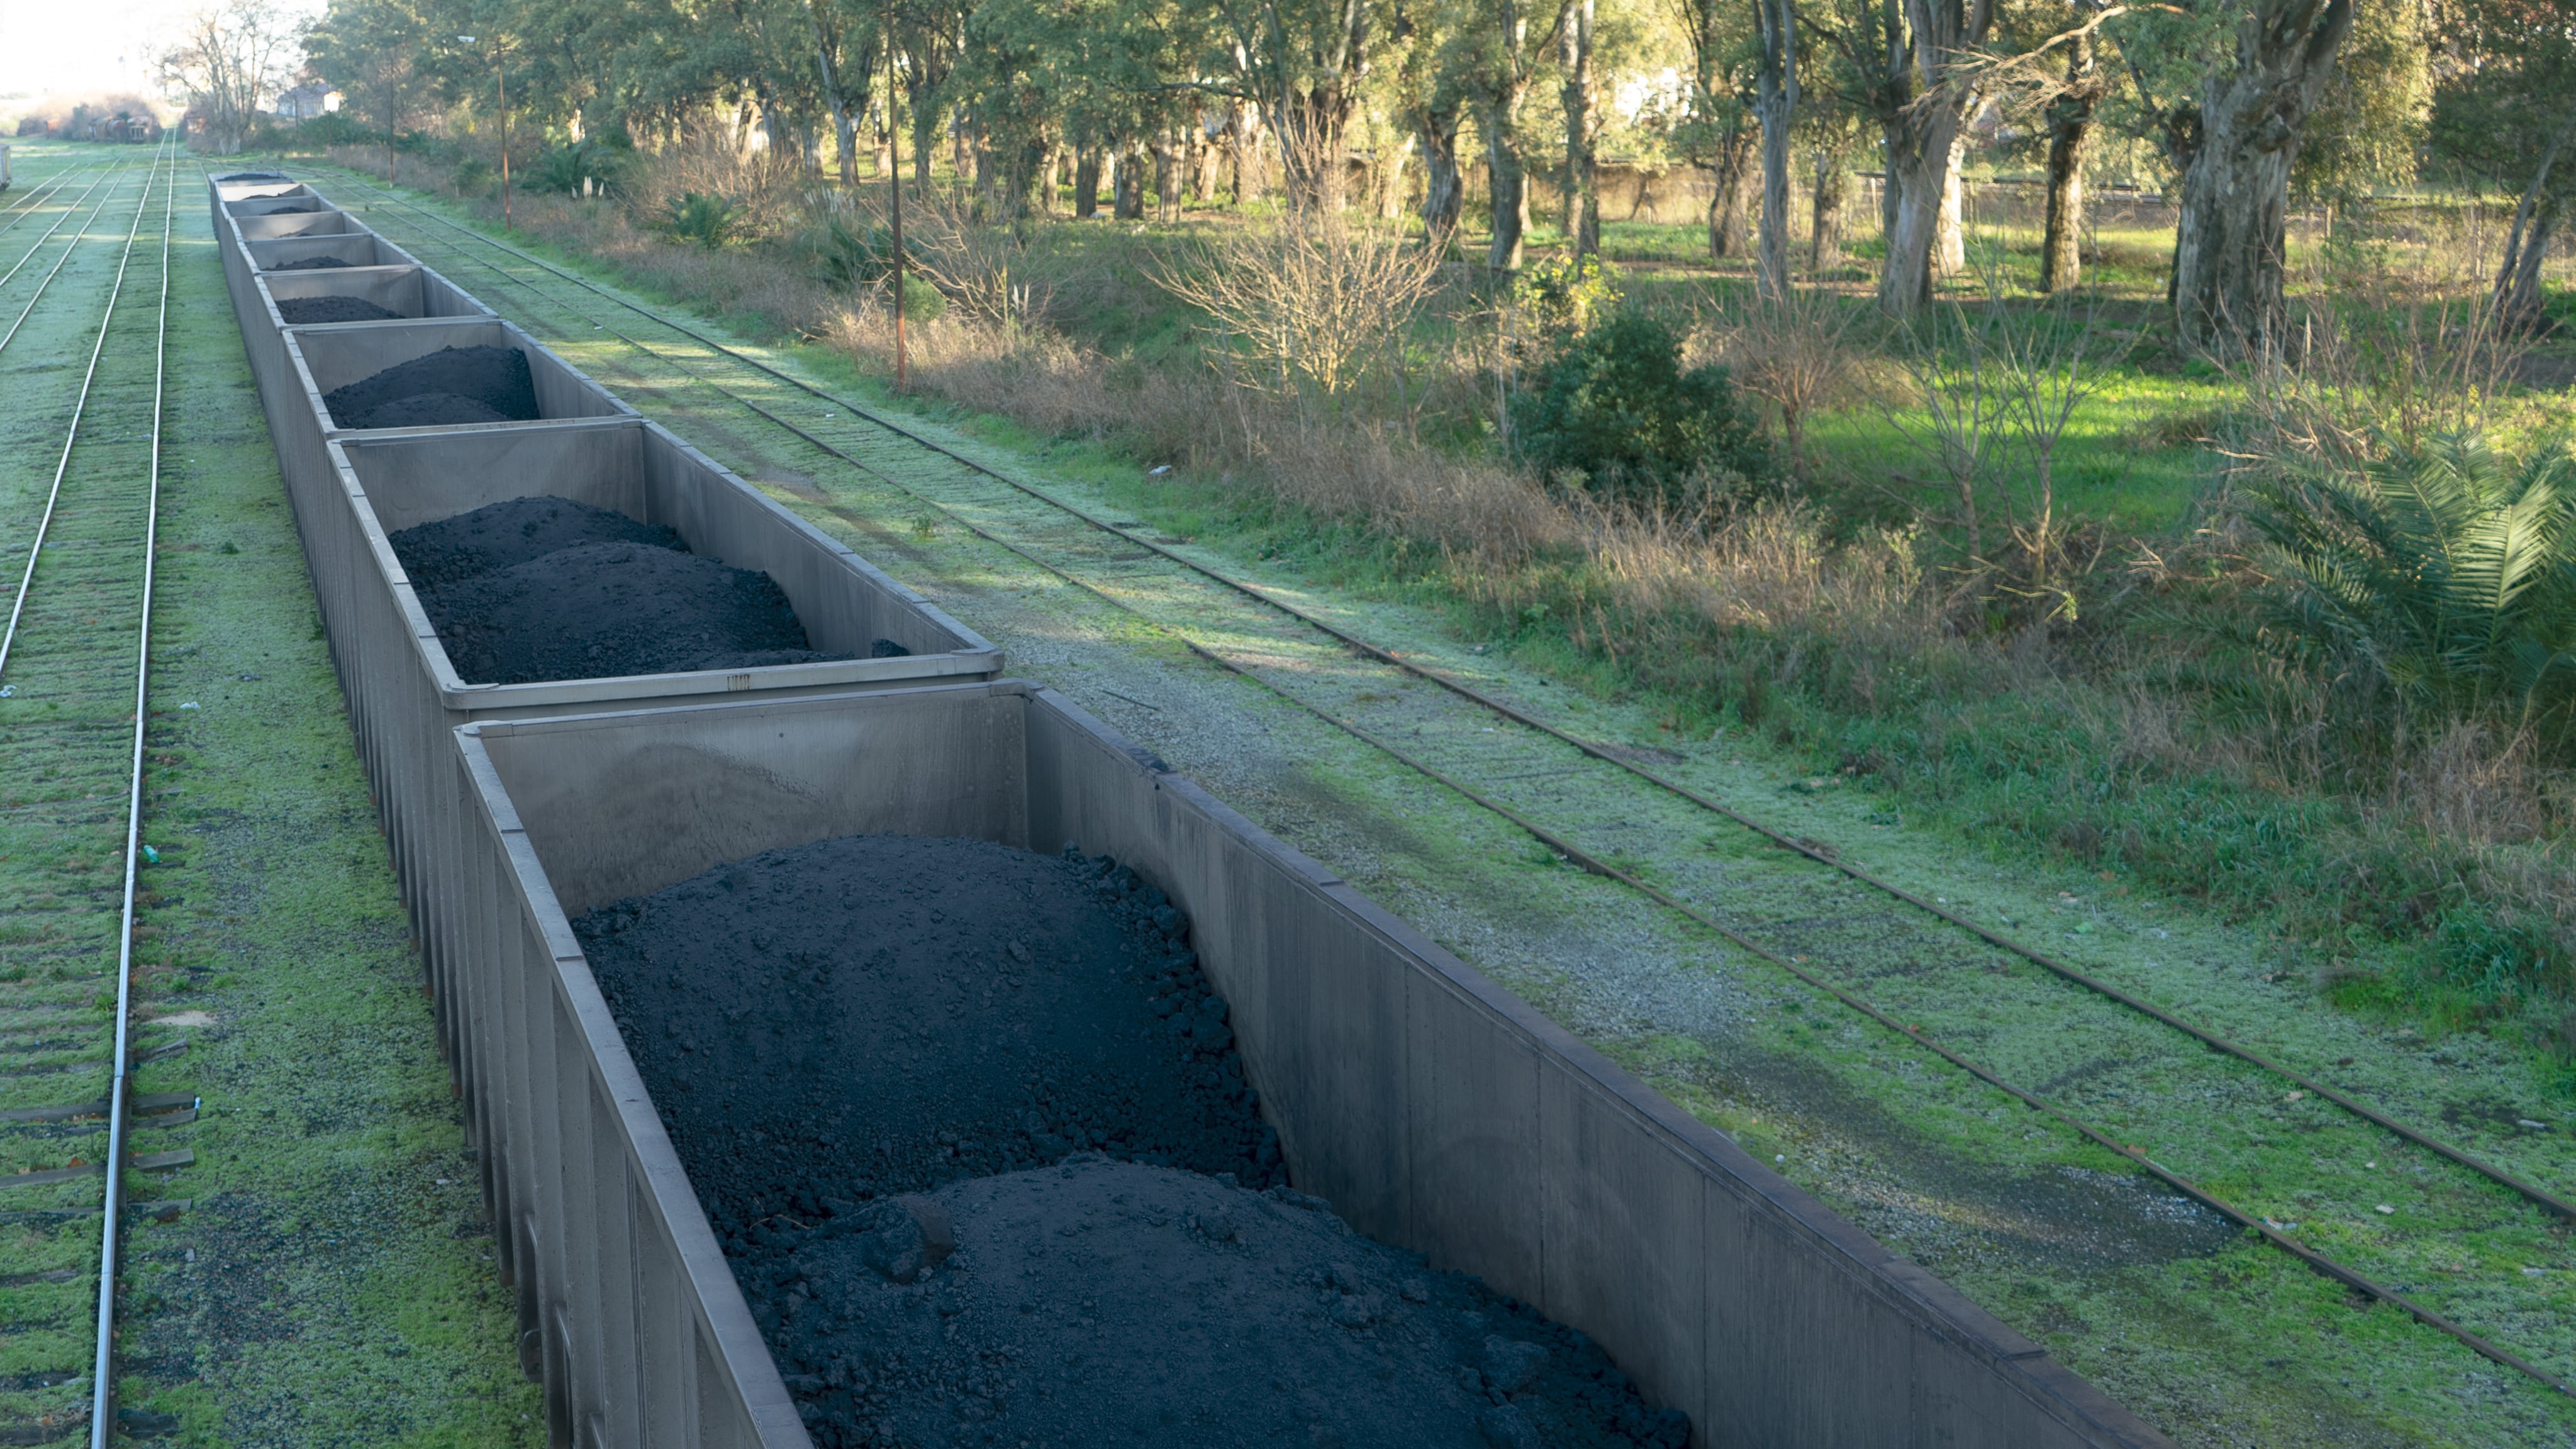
left=0, top=164, right=85, bottom=240
left=0, top=161, right=121, bottom=292
left=90, top=140, right=176, bottom=1449
left=318, top=167, right=2576, bottom=1228
left=0, top=153, right=157, bottom=688
left=0, top=165, right=135, bottom=361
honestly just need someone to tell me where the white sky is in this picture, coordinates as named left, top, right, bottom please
left=0, top=0, right=325, bottom=113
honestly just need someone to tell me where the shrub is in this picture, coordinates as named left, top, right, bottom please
left=1516, top=311, right=1772, bottom=506
left=663, top=191, right=743, bottom=249
left=450, top=157, right=495, bottom=197
left=1512, top=253, right=1620, bottom=341
left=800, top=211, right=893, bottom=291
left=896, top=271, right=948, bottom=323
left=294, top=112, right=382, bottom=147
left=2238, top=430, right=2576, bottom=740
left=528, top=138, right=627, bottom=196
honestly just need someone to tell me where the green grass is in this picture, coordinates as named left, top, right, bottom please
left=0, top=140, right=539, bottom=1446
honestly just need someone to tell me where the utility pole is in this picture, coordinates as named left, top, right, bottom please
left=884, top=1, right=906, bottom=391
left=457, top=35, right=513, bottom=228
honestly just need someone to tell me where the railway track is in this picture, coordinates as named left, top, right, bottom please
left=0, top=140, right=181, bottom=1446
left=315, top=166, right=2576, bottom=1408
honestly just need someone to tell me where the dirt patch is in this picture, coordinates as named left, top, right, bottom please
left=770, top=1159, right=1689, bottom=1449
left=321, top=345, right=538, bottom=430
left=576, top=840, right=1688, bottom=1448
left=262, top=256, right=352, bottom=272
left=274, top=296, right=403, bottom=326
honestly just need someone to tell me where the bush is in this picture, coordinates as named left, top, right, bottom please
left=2239, top=429, right=2576, bottom=740
left=528, top=138, right=627, bottom=195
left=663, top=191, right=743, bottom=248
left=1516, top=311, right=1772, bottom=506
left=393, top=130, right=462, bottom=164
left=800, top=211, right=895, bottom=290
left=896, top=270, right=948, bottom=323
left=450, top=157, right=495, bottom=197
left=295, top=112, right=382, bottom=147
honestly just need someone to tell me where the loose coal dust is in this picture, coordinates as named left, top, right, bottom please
left=264, top=255, right=353, bottom=271
left=575, top=840, right=1692, bottom=1449
left=275, top=295, right=403, bottom=325
left=320, top=344, right=538, bottom=430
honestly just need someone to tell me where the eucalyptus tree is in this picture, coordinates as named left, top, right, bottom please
left=1671, top=0, right=1756, bottom=259
left=306, top=0, right=438, bottom=175
left=2430, top=0, right=2576, bottom=330
left=1805, top=0, right=1997, bottom=313
left=1753, top=0, right=1795, bottom=296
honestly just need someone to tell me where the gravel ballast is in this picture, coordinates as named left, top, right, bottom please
left=275, top=295, right=404, bottom=325
left=321, top=343, right=538, bottom=430
left=386, top=496, right=848, bottom=683
left=574, top=838, right=1692, bottom=1449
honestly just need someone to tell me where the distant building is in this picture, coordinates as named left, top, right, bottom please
left=273, top=85, right=343, bottom=121
left=65, top=106, right=159, bottom=143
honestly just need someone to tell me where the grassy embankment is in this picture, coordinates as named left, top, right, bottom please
left=311, top=138, right=2576, bottom=1087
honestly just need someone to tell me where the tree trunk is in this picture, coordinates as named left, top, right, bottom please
left=1485, top=102, right=1531, bottom=270
left=1378, top=136, right=1412, bottom=219
left=1420, top=100, right=1465, bottom=245
left=1754, top=0, right=1797, bottom=299
left=1934, top=130, right=1969, bottom=279
left=2039, top=32, right=2099, bottom=292
left=909, top=84, right=937, bottom=189
left=1074, top=150, right=1101, bottom=218
left=1809, top=137, right=1854, bottom=269
left=1189, top=121, right=1214, bottom=202
left=1152, top=131, right=1176, bottom=219
left=1230, top=104, right=1266, bottom=203
left=2502, top=191, right=2562, bottom=331
left=2495, top=117, right=2573, bottom=331
left=1115, top=148, right=1146, bottom=218
left=1871, top=0, right=1993, bottom=316
left=1879, top=106, right=1966, bottom=313
left=2172, top=0, right=2356, bottom=354
left=1709, top=118, right=1755, bottom=259
left=1559, top=0, right=1599, bottom=255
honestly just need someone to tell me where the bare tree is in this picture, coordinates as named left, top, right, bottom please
left=162, top=0, right=308, bottom=154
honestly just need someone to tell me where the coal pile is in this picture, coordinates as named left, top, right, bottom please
left=215, top=170, right=289, bottom=181
left=575, top=840, right=1693, bottom=1449
left=321, top=344, right=538, bottom=430
left=265, top=255, right=353, bottom=271
left=574, top=838, right=1280, bottom=1228
left=391, top=496, right=682, bottom=589
left=766, top=1161, right=1692, bottom=1449
left=386, top=495, right=850, bottom=682
left=276, top=295, right=403, bottom=325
